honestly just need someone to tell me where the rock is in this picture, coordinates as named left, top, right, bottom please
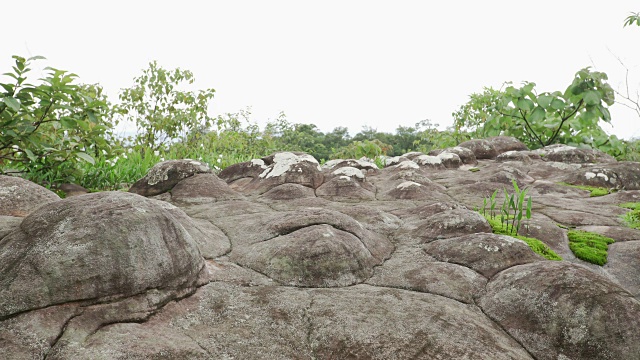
left=259, top=183, right=316, bottom=200
left=397, top=208, right=492, bottom=245
left=423, top=233, right=545, bottom=278
left=0, top=191, right=204, bottom=318
left=496, top=150, right=533, bottom=163
left=4, top=150, right=640, bottom=358
left=430, top=146, right=478, bottom=165
left=56, top=183, right=90, bottom=197
left=241, top=152, right=324, bottom=194
left=316, top=166, right=376, bottom=201
left=413, top=154, right=446, bottom=169
left=231, top=224, right=385, bottom=287
left=458, top=139, right=499, bottom=159
left=487, top=136, right=529, bottom=154
left=0, top=175, right=60, bottom=217
left=367, top=247, right=487, bottom=303
left=169, top=173, right=245, bottom=204
left=322, top=159, right=379, bottom=174
left=606, top=241, right=640, bottom=298
left=129, top=159, right=211, bottom=196
left=563, top=162, right=640, bottom=190
left=480, top=261, right=640, bottom=359
left=218, top=158, right=268, bottom=183
left=534, top=144, right=616, bottom=164
left=0, top=215, right=21, bottom=240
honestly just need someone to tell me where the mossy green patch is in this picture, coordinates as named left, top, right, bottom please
left=468, top=167, right=480, bottom=172
left=567, top=230, right=615, bottom=266
left=619, top=202, right=640, bottom=230
left=482, top=215, right=562, bottom=261
left=558, top=182, right=610, bottom=197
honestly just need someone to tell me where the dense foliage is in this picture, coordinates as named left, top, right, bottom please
left=0, top=56, right=117, bottom=184
left=453, top=68, right=624, bottom=153
left=2, top=50, right=640, bottom=192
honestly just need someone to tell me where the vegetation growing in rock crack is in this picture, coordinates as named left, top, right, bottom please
left=477, top=180, right=561, bottom=260
left=558, top=182, right=612, bottom=197
left=479, top=179, right=532, bottom=236
left=567, top=230, right=615, bottom=266
left=619, top=202, right=640, bottom=229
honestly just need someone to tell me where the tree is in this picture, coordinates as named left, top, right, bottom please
left=0, top=55, right=116, bottom=183
left=454, top=68, right=621, bottom=152
left=115, top=61, right=215, bottom=151
left=452, top=87, right=505, bottom=139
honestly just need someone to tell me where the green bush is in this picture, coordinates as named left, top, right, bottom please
left=0, top=55, right=118, bottom=184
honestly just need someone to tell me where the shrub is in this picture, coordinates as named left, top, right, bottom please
left=0, top=55, right=118, bottom=184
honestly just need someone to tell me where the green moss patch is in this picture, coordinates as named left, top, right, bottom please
left=619, top=202, right=640, bottom=230
left=567, top=230, right=615, bottom=266
left=558, top=182, right=609, bottom=197
left=468, top=167, right=480, bottom=172
left=483, top=215, right=562, bottom=261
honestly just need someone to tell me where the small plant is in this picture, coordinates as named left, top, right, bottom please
left=567, top=230, right=615, bottom=266
left=477, top=180, right=560, bottom=260
left=480, top=179, right=532, bottom=236
left=619, top=202, right=640, bottom=229
left=483, top=216, right=562, bottom=261
left=559, top=182, right=611, bottom=197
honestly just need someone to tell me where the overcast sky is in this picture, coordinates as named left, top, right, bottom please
left=3, top=1, right=640, bottom=139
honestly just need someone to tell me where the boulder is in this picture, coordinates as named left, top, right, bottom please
left=316, top=166, right=376, bottom=201
left=423, top=233, right=545, bottom=278
left=241, top=152, right=324, bottom=194
left=0, top=191, right=204, bottom=318
left=487, top=136, right=529, bottom=153
left=480, top=261, right=640, bottom=359
left=0, top=175, right=59, bottom=217
left=563, top=162, right=640, bottom=190
left=534, top=144, right=616, bottom=164
left=129, top=159, right=211, bottom=196
left=429, top=146, right=478, bottom=165
left=169, top=173, right=245, bottom=204
left=458, top=139, right=499, bottom=159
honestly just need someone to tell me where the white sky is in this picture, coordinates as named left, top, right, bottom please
left=3, top=1, right=640, bottom=138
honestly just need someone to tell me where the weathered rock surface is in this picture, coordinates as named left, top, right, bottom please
left=0, top=175, right=59, bottom=217
left=128, top=159, right=211, bottom=196
left=2, top=142, right=640, bottom=359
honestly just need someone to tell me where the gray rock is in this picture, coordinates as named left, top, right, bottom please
left=129, top=159, right=211, bottom=196
left=480, top=261, right=640, bottom=359
left=0, top=192, right=204, bottom=318
left=0, top=175, right=59, bottom=217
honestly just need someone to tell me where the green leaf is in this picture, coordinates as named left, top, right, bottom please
left=550, top=98, right=565, bottom=110
left=597, top=104, right=611, bottom=121
left=529, top=106, right=546, bottom=123
left=583, top=90, right=601, bottom=106
left=517, top=98, right=534, bottom=112
left=2, top=97, right=21, bottom=111
left=24, top=148, right=37, bottom=162
left=538, top=95, right=553, bottom=109
left=76, top=152, right=95, bottom=165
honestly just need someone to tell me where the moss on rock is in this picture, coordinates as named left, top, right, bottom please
left=567, top=230, right=615, bottom=266
left=483, top=215, right=562, bottom=261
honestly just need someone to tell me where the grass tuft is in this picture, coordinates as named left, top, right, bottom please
left=567, top=230, right=615, bottom=266
left=483, top=215, right=562, bottom=261
left=619, top=202, right=640, bottom=230
left=558, top=182, right=610, bottom=197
